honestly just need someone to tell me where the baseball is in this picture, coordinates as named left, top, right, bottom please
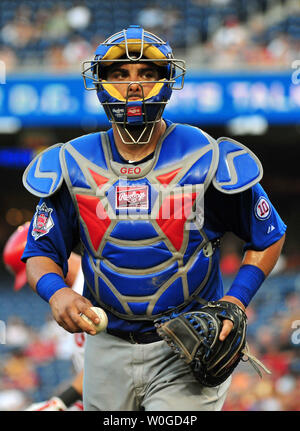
left=81, top=307, right=108, bottom=334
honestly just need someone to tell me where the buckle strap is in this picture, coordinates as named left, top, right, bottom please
left=203, top=238, right=221, bottom=257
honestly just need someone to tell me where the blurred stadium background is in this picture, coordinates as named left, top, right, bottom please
left=0, top=0, right=300, bottom=411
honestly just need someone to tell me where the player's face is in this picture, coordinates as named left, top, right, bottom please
left=106, top=62, right=160, bottom=100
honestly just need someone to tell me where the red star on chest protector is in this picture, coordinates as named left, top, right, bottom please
left=75, top=169, right=111, bottom=251
left=156, top=168, right=198, bottom=251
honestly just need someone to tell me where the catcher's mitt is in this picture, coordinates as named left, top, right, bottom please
left=155, top=300, right=270, bottom=387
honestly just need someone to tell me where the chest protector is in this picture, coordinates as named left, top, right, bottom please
left=23, top=123, right=262, bottom=321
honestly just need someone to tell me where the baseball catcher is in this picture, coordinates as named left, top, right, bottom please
left=21, top=25, right=286, bottom=411
left=156, top=300, right=271, bottom=387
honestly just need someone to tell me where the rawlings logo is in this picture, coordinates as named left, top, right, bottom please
left=116, top=185, right=148, bottom=209
left=127, top=106, right=142, bottom=116
left=32, top=202, right=54, bottom=240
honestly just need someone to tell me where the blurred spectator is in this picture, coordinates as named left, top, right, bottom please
left=250, top=377, right=283, bottom=411
left=136, top=5, right=165, bottom=32
left=191, top=0, right=231, bottom=5
left=1, top=16, right=35, bottom=49
left=211, top=0, right=232, bottom=5
left=0, top=389, right=29, bottom=411
left=267, top=33, right=294, bottom=65
left=269, top=254, right=287, bottom=275
left=18, top=128, right=56, bottom=152
left=35, top=7, right=52, bottom=34
left=23, top=334, right=56, bottom=364
left=220, top=235, right=242, bottom=275
left=2, top=348, right=39, bottom=391
left=39, top=313, right=77, bottom=361
left=137, top=4, right=179, bottom=42
left=0, top=46, right=18, bottom=73
left=62, top=34, right=93, bottom=69
left=66, top=3, right=91, bottom=31
left=211, top=16, right=249, bottom=50
left=220, top=252, right=241, bottom=276
left=5, top=317, right=32, bottom=348
left=45, top=44, right=69, bottom=71
left=45, top=4, right=71, bottom=41
left=0, top=0, right=298, bottom=71
left=204, top=15, right=251, bottom=69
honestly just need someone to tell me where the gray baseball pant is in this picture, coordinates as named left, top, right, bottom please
left=83, top=330, right=231, bottom=411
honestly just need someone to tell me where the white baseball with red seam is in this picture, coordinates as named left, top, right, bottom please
left=81, top=307, right=108, bottom=333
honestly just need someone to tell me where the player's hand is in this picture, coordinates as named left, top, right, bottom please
left=218, top=295, right=245, bottom=341
left=49, top=288, right=100, bottom=335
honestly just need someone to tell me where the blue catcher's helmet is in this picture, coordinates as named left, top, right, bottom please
left=82, top=25, right=185, bottom=144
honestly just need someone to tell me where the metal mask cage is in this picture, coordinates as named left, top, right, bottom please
left=102, top=81, right=167, bottom=144
left=82, top=57, right=186, bottom=92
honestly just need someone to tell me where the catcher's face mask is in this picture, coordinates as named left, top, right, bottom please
left=82, top=25, right=185, bottom=144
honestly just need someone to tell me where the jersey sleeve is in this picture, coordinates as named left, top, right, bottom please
left=240, top=183, right=287, bottom=251
left=222, top=183, right=286, bottom=251
left=22, top=183, right=80, bottom=277
left=205, top=183, right=286, bottom=251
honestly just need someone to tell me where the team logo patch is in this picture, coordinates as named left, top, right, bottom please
left=32, top=202, right=54, bottom=240
left=116, top=185, right=149, bottom=209
left=255, top=197, right=272, bottom=220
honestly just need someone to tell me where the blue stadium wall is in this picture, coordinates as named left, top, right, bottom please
left=1, top=71, right=299, bottom=128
